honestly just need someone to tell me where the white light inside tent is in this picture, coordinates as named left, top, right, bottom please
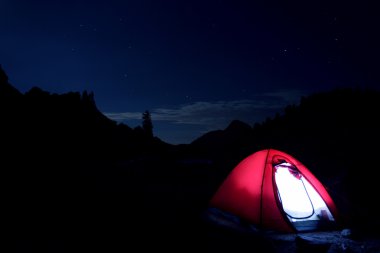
left=275, top=163, right=334, bottom=221
left=275, top=164, right=314, bottom=218
left=303, top=177, right=335, bottom=221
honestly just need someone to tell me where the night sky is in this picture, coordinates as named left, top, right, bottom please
left=1, top=0, right=379, bottom=144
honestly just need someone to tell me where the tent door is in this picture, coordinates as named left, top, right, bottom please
left=274, top=163, right=335, bottom=232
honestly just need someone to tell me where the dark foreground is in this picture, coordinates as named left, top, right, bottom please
left=8, top=159, right=380, bottom=253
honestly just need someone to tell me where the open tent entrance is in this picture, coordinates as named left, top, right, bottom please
left=273, top=159, right=335, bottom=232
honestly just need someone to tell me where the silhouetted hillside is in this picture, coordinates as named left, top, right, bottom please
left=0, top=65, right=169, bottom=162
left=1, top=65, right=175, bottom=250
left=190, top=120, right=254, bottom=169
left=192, top=120, right=253, bottom=148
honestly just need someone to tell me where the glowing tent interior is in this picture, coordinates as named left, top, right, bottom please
left=209, top=149, right=339, bottom=232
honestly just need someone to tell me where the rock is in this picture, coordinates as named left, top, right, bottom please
left=296, top=235, right=333, bottom=253
left=341, top=229, right=352, bottom=238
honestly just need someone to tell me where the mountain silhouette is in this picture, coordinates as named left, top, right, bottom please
left=0, top=65, right=22, bottom=97
left=0, top=65, right=169, bottom=161
left=192, top=119, right=253, bottom=147
left=3, top=64, right=380, bottom=251
left=1, top=65, right=174, bottom=250
left=190, top=120, right=254, bottom=169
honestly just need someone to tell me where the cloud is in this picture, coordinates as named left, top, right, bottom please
left=103, top=112, right=141, bottom=121
left=104, top=90, right=303, bottom=129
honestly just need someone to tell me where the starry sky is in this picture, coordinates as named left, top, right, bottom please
left=1, top=0, right=379, bottom=144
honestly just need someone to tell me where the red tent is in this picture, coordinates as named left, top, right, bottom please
left=210, top=149, right=338, bottom=232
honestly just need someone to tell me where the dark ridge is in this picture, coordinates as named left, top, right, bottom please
left=3, top=64, right=380, bottom=251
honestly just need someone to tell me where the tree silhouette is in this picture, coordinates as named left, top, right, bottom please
left=142, top=110, right=153, bottom=137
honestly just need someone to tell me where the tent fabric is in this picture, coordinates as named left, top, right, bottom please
left=210, top=149, right=338, bottom=233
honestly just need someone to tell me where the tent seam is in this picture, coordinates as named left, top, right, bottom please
left=260, top=149, right=270, bottom=228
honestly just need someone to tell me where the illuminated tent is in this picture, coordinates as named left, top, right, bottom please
left=209, top=149, right=338, bottom=232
